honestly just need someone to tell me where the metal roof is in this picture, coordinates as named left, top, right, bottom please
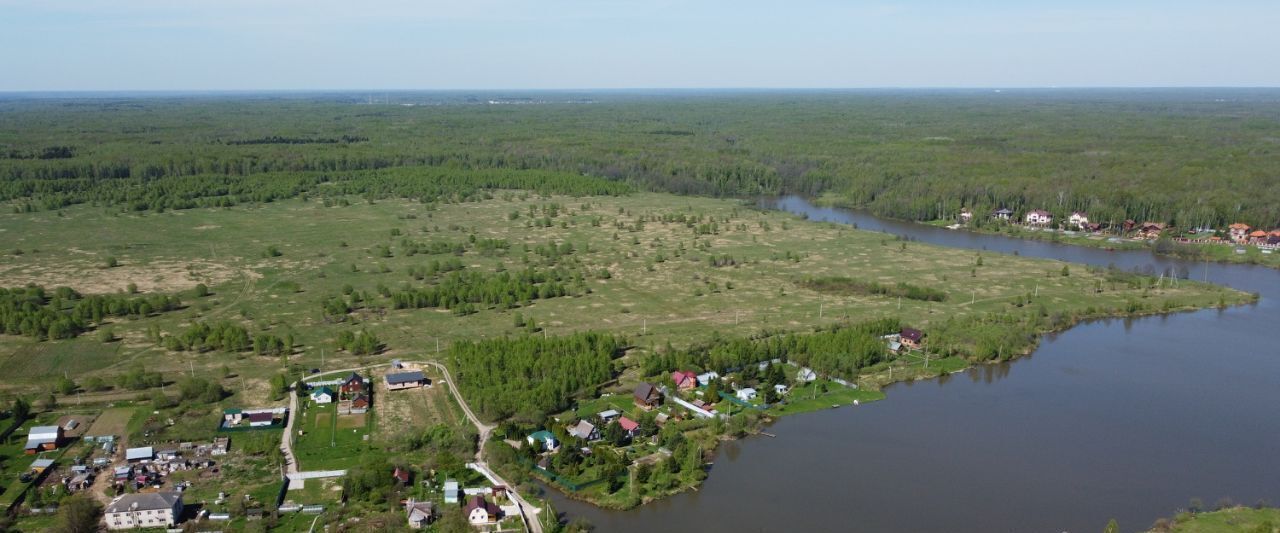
left=385, top=371, right=425, bottom=385
left=126, top=446, right=154, bottom=460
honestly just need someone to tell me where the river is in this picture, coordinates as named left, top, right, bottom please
left=548, top=196, right=1279, bottom=532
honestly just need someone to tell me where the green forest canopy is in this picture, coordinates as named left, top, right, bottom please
left=1, top=89, right=1277, bottom=228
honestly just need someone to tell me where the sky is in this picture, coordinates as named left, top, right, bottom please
left=1, top=0, right=1278, bottom=91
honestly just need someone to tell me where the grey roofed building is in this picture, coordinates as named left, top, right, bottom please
left=31, top=458, right=54, bottom=469
left=568, top=420, right=598, bottom=440
left=105, top=491, right=182, bottom=514
left=125, top=446, right=154, bottom=462
left=385, top=371, right=426, bottom=385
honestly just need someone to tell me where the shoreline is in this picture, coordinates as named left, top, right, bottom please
left=531, top=288, right=1258, bottom=511
left=805, top=195, right=1280, bottom=271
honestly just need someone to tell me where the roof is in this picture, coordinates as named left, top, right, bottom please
left=31, top=459, right=53, bottom=468
left=28, top=426, right=60, bottom=437
left=311, top=386, right=334, bottom=397
left=406, top=500, right=436, bottom=519
left=341, top=372, right=365, bottom=385
left=737, top=387, right=757, bottom=396
left=993, top=208, right=1013, bottom=214
left=528, top=430, right=556, bottom=443
left=1028, top=210, right=1050, bottom=216
left=126, top=447, right=154, bottom=460
left=901, top=327, right=924, bottom=342
left=671, top=370, right=697, bottom=384
left=634, top=382, right=659, bottom=402
left=464, top=495, right=500, bottom=517
left=569, top=420, right=596, bottom=439
left=618, top=417, right=639, bottom=432
left=222, top=408, right=242, bottom=415
left=444, top=480, right=459, bottom=491
left=247, top=412, right=274, bottom=423
left=1250, top=230, right=1268, bottom=237
left=1229, top=223, right=1251, bottom=230
left=393, top=467, right=410, bottom=482
left=105, top=492, right=182, bottom=514
left=598, top=409, right=620, bottom=419
left=385, top=371, right=425, bottom=385
left=350, top=393, right=370, bottom=406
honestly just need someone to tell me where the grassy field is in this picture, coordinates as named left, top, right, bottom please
left=1150, top=506, right=1280, bottom=532
left=292, top=400, right=376, bottom=471
left=0, top=192, right=1250, bottom=397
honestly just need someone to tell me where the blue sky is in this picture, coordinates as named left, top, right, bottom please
left=1, top=0, right=1277, bottom=90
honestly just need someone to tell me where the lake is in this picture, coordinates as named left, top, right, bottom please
left=548, top=196, right=1279, bottom=532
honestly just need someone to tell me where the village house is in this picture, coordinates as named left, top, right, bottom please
left=959, top=208, right=973, bottom=223
left=405, top=499, right=437, bottom=529
left=1229, top=223, right=1252, bottom=243
left=634, top=382, right=662, bottom=410
left=1249, top=230, right=1269, bottom=244
left=465, top=495, right=501, bottom=526
left=695, top=371, right=721, bottom=387
left=900, top=327, right=925, bottom=349
left=526, top=430, right=560, bottom=452
left=1136, top=222, right=1168, bottom=240
left=339, top=373, right=366, bottom=395
left=339, top=394, right=370, bottom=415
left=774, top=383, right=789, bottom=396
left=736, top=388, right=758, bottom=402
left=618, top=416, right=640, bottom=438
left=385, top=370, right=427, bottom=390
left=598, top=409, right=621, bottom=423
left=443, top=479, right=461, bottom=504
left=310, top=386, right=335, bottom=404
left=393, top=467, right=410, bottom=484
left=992, top=208, right=1013, bottom=221
left=222, top=409, right=243, bottom=425
left=568, top=420, right=599, bottom=441
left=247, top=412, right=275, bottom=427
left=671, top=370, right=698, bottom=391
left=1068, top=211, right=1089, bottom=230
left=24, top=425, right=62, bottom=454
left=796, top=368, right=817, bottom=383
left=211, top=437, right=229, bottom=456
left=104, top=492, right=183, bottom=530
left=1025, top=210, right=1053, bottom=226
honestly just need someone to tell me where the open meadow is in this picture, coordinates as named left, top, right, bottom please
left=0, top=191, right=1250, bottom=395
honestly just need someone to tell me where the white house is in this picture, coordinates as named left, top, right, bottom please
left=773, top=384, right=789, bottom=396
left=736, top=388, right=758, bottom=401
left=465, top=495, right=500, bottom=525
left=992, top=208, right=1013, bottom=221
left=105, top=492, right=183, bottom=530
left=310, top=387, right=334, bottom=404
left=526, top=430, right=559, bottom=452
left=1025, top=210, right=1052, bottom=226
left=125, top=447, right=153, bottom=463
left=959, top=208, right=973, bottom=223
left=695, top=371, right=721, bottom=387
left=598, top=409, right=620, bottom=423
left=796, top=368, right=817, bottom=383
left=1068, top=211, right=1089, bottom=229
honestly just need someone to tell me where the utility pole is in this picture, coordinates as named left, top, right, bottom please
left=971, top=291, right=975, bottom=304
left=819, top=303, right=823, bottom=319
left=642, top=319, right=646, bottom=335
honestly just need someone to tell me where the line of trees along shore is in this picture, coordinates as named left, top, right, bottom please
left=1, top=92, right=1276, bottom=227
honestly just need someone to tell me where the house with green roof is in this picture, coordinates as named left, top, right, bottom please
left=310, top=386, right=335, bottom=404
left=526, top=430, right=559, bottom=452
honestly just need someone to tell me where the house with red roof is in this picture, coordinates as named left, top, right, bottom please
left=671, top=370, right=698, bottom=391
left=618, top=416, right=640, bottom=438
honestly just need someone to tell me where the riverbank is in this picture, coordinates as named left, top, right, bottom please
left=810, top=194, right=1280, bottom=271
left=1148, top=505, right=1280, bottom=532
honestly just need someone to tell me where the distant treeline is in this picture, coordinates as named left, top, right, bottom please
left=388, top=268, right=577, bottom=315
left=799, top=276, right=948, bottom=302
left=2, top=146, right=75, bottom=160
left=2, top=92, right=1277, bottom=227
left=0, top=285, right=182, bottom=340
left=223, top=135, right=367, bottom=145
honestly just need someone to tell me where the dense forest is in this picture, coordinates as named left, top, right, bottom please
left=449, top=332, right=623, bottom=422
left=1, top=89, right=1277, bottom=228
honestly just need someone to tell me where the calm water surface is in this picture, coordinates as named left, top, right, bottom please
left=549, top=196, right=1279, bottom=533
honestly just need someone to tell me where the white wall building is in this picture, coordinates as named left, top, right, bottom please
left=105, top=492, right=183, bottom=530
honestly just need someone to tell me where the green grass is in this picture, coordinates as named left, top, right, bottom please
left=1153, top=507, right=1280, bottom=532
left=292, top=402, right=377, bottom=470
left=770, top=381, right=887, bottom=416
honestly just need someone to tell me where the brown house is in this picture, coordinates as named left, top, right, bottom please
left=339, top=373, right=366, bottom=395
left=634, top=382, right=662, bottom=410
left=900, top=327, right=925, bottom=349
